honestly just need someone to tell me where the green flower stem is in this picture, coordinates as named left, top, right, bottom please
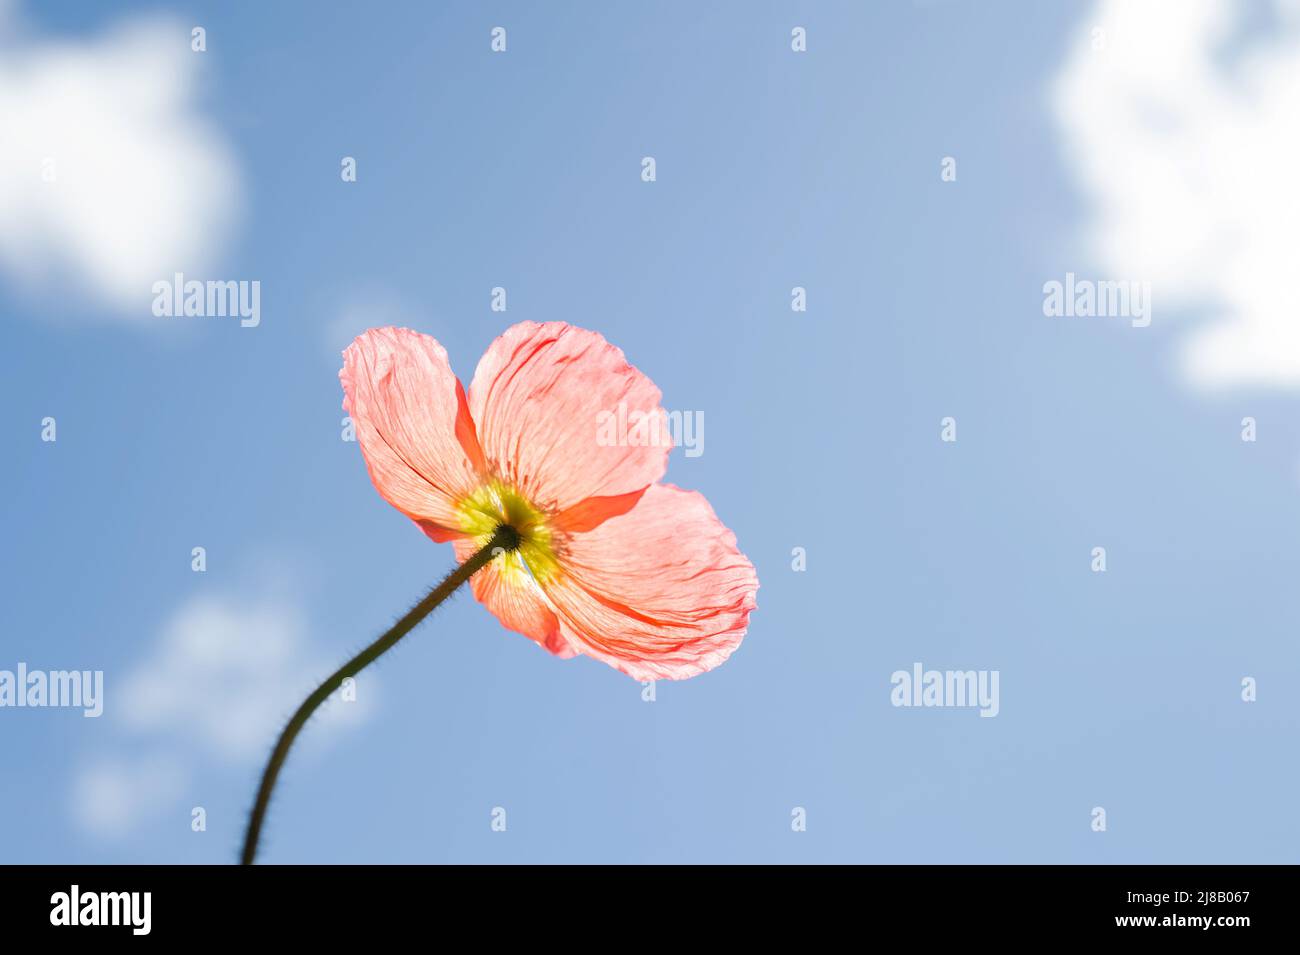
left=240, top=523, right=520, bottom=865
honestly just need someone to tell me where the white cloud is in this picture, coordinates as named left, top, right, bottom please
left=72, top=589, right=375, bottom=839
left=1053, top=0, right=1300, bottom=389
left=0, top=10, right=239, bottom=316
left=325, top=290, right=425, bottom=358
left=70, top=754, right=185, bottom=838
left=119, top=594, right=374, bottom=762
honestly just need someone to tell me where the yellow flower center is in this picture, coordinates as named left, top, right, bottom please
left=456, top=481, right=561, bottom=585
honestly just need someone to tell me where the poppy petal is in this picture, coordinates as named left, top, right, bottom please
left=452, top=538, right=574, bottom=658
left=341, top=327, right=484, bottom=538
left=467, top=322, right=671, bottom=515
left=544, top=484, right=758, bottom=680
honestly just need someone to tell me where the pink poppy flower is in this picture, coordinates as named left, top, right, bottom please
left=339, top=322, right=758, bottom=680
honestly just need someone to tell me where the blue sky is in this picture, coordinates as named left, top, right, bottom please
left=3, top=0, right=1299, bottom=863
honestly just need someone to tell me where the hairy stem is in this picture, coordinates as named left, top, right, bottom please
left=240, top=524, right=519, bottom=865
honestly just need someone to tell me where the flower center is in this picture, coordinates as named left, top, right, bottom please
left=455, top=481, right=561, bottom=585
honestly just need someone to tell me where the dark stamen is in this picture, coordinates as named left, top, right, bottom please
left=494, top=523, right=522, bottom=551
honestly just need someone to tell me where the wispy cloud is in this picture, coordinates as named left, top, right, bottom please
left=325, top=290, right=426, bottom=358
left=118, top=595, right=373, bottom=762
left=71, top=754, right=185, bottom=838
left=71, top=587, right=374, bottom=839
left=1053, top=0, right=1300, bottom=390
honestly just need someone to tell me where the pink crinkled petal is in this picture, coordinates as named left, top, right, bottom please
left=467, top=322, right=672, bottom=516
left=340, top=327, right=485, bottom=539
left=544, top=483, right=758, bottom=680
left=451, top=536, right=575, bottom=659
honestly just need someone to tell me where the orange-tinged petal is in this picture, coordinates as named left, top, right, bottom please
left=452, top=536, right=574, bottom=658
left=544, top=484, right=758, bottom=680
left=467, top=322, right=671, bottom=516
left=341, top=327, right=484, bottom=539
left=552, top=488, right=647, bottom=533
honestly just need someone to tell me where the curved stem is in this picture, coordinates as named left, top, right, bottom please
left=240, top=525, right=518, bottom=865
